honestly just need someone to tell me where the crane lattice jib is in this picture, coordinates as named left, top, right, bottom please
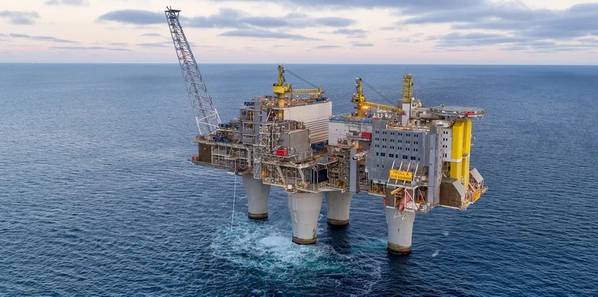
left=165, top=8, right=221, bottom=135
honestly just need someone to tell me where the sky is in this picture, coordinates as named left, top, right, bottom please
left=1, top=0, right=598, bottom=64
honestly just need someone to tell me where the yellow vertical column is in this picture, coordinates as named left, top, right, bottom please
left=461, top=118, right=472, bottom=188
left=449, top=120, right=464, bottom=181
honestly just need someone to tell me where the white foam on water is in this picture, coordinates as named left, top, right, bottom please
left=432, top=250, right=440, bottom=257
left=208, top=216, right=384, bottom=295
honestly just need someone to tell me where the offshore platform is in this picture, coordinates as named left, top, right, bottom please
left=166, top=8, right=487, bottom=254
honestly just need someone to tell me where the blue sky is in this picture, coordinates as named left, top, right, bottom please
left=1, top=0, right=597, bottom=64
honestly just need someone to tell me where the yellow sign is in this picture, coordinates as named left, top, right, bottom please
left=389, top=169, right=413, bottom=181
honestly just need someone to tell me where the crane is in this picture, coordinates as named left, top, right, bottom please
left=165, top=7, right=221, bottom=136
left=351, top=74, right=414, bottom=118
left=272, top=65, right=323, bottom=108
left=352, top=77, right=401, bottom=118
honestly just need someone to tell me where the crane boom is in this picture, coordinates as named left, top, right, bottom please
left=165, top=7, right=220, bottom=135
left=352, top=77, right=402, bottom=118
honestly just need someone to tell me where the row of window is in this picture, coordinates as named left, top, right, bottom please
left=375, top=130, right=420, bottom=138
left=375, top=152, right=421, bottom=161
left=374, top=144, right=419, bottom=152
left=374, top=137, right=420, bottom=145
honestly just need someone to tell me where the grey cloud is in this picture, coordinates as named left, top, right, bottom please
left=45, top=0, right=86, bottom=6
left=9, top=33, right=75, bottom=43
left=53, top=46, right=129, bottom=51
left=332, top=28, right=367, bottom=37
left=437, top=32, right=597, bottom=53
left=315, top=45, right=340, bottom=49
left=239, top=16, right=287, bottom=28
left=262, top=0, right=598, bottom=52
left=98, top=10, right=163, bottom=25
left=396, top=1, right=598, bottom=51
left=188, top=8, right=354, bottom=28
left=264, top=0, right=480, bottom=12
left=437, top=32, right=524, bottom=47
left=137, top=42, right=170, bottom=48
left=353, top=42, right=373, bottom=47
left=141, top=32, right=161, bottom=37
left=401, top=2, right=598, bottom=40
left=503, top=41, right=597, bottom=52
left=315, top=17, right=354, bottom=27
left=186, top=8, right=245, bottom=28
left=221, top=29, right=318, bottom=40
left=98, top=8, right=354, bottom=30
left=0, top=11, right=40, bottom=25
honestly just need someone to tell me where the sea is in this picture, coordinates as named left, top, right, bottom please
left=0, top=64, right=597, bottom=296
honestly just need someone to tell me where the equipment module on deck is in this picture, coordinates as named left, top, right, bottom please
left=167, top=8, right=487, bottom=254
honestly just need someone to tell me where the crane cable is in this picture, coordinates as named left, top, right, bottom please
left=285, top=68, right=320, bottom=89
left=360, top=77, right=396, bottom=105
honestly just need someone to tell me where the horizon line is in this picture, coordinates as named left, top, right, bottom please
left=1, top=62, right=598, bottom=66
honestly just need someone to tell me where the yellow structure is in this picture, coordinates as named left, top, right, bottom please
left=449, top=118, right=473, bottom=186
left=272, top=65, right=291, bottom=109
left=449, top=120, right=464, bottom=181
left=272, top=65, right=323, bottom=111
left=352, top=77, right=402, bottom=118
left=402, top=74, right=414, bottom=103
left=461, top=118, right=473, bottom=188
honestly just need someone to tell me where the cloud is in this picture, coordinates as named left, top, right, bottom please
left=186, top=8, right=246, bottom=28
left=98, top=8, right=354, bottom=30
left=45, top=0, right=87, bottom=5
left=137, top=42, right=170, bottom=48
left=221, top=29, right=318, bottom=40
left=390, top=1, right=598, bottom=51
left=315, top=45, right=340, bottom=49
left=98, top=9, right=163, bottom=25
left=315, top=17, right=354, bottom=27
left=332, top=28, right=367, bottom=37
left=141, top=32, right=161, bottom=37
left=262, top=0, right=481, bottom=11
left=0, top=11, right=40, bottom=25
left=53, top=46, right=129, bottom=51
left=436, top=32, right=598, bottom=53
left=187, top=8, right=354, bottom=28
left=436, top=32, right=524, bottom=47
left=259, top=0, right=598, bottom=52
left=402, top=2, right=598, bottom=39
left=353, top=42, right=374, bottom=47
left=9, top=33, right=75, bottom=43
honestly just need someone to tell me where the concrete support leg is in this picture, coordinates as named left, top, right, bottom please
left=242, top=175, right=270, bottom=220
left=288, top=192, right=324, bottom=244
left=326, top=191, right=352, bottom=226
left=384, top=207, right=416, bottom=255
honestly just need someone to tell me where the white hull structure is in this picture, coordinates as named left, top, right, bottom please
left=242, top=176, right=271, bottom=219
left=288, top=192, right=324, bottom=244
left=384, top=207, right=416, bottom=255
left=326, top=191, right=352, bottom=226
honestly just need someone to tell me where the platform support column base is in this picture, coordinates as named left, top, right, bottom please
left=288, top=192, right=324, bottom=244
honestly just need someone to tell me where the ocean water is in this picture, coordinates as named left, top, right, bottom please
left=0, top=64, right=597, bottom=296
